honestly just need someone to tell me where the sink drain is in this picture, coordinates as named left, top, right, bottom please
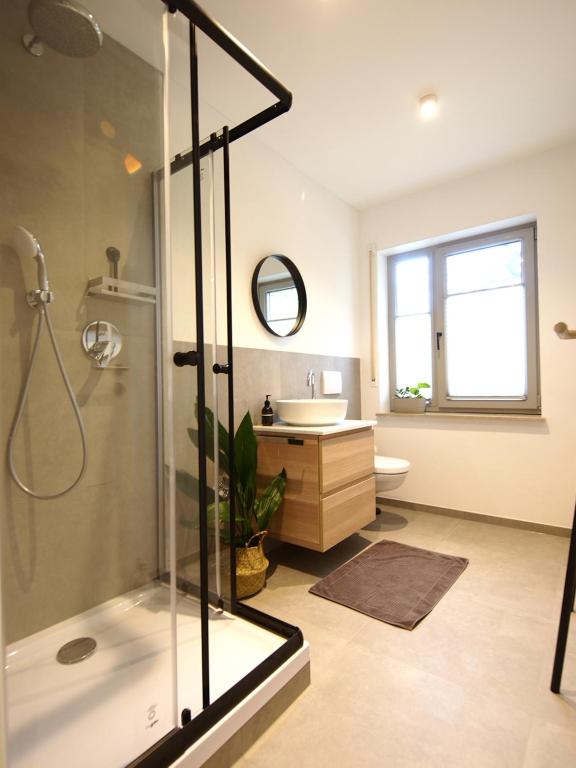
left=56, top=637, right=97, bottom=664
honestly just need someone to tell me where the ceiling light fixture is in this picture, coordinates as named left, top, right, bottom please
left=419, top=93, right=438, bottom=121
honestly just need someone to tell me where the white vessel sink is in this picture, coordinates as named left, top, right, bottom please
left=276, top=399, right=348, bottom=426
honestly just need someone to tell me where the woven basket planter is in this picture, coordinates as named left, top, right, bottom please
left=236, top=531, right=269, bottom=599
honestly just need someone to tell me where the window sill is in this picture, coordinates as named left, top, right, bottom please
left=378, top=411, right=545, bottom=422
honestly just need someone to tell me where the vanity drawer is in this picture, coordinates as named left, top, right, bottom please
left=321, top=476, right=376, bottom=551
left=267, top=498, right=321, bottom=550
left=257, top=435, right=319, bottom=504
left=320, top=430, right=374, bottom=494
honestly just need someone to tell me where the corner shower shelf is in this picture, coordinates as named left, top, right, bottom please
left=86, top=276, right=157, bottom=304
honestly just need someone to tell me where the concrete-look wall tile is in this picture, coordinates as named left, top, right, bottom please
left=230, top=346, right=361, bottom=427
left=1, top=0, right=162, bottom=643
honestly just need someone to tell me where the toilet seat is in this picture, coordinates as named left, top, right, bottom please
left=374, top=455, right=410, bottom=475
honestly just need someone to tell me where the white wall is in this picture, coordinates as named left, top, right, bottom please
left=227, top=132, right=360, bottom=355
left=360, top=141, right=576, bottom=528
left=168, top=68, right=361, bottom=356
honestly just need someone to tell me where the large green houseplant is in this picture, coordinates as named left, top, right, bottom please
left=178, top=406, right=286, bottom=597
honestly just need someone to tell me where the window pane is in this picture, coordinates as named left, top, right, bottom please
left=445, top=286, right=527, bottom=398
left=266, top=286, right=298, bottom=321
left=446, top=241, right=523, bottom=295
left=395, top=256, right=430, bottom=316
left=394, top=314, right=432, bottom=395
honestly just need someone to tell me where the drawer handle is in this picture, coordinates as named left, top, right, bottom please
left=288, top=438, right=304, bottom=446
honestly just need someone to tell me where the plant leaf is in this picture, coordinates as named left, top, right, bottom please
left=188, top=403, right=230, bottom=475
left=175, top=468, right=200, bottom=499
left=175, top=469, right=215, bottom=504
left=254, top=468, right=287, bottom=533
left=234, top=411, right=257, bottom=517
left=204, top=405, right=230, bottom=475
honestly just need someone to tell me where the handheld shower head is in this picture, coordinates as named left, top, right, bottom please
left=13, top=225, right=50, bottom=292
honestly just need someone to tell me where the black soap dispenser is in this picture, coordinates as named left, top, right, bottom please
left=261, top=395, right=274, bottom=426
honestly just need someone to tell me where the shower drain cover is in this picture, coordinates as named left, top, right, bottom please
left=57, top=637, right=97, bottom=664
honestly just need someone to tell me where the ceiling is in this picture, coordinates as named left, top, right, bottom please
left=190, top=0, right=576, bottom=209
left=92, top=0, right=576, bottom=210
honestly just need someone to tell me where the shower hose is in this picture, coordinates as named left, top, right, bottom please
left=8, top=303, right=87, bottom=499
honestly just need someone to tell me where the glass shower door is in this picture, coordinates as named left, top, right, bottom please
left=165, top=135, right=236, bottom=716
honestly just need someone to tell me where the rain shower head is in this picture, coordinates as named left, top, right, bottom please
left=23, top=0, right=103, bottom=58
left=13, top=225, right=50, bottom=292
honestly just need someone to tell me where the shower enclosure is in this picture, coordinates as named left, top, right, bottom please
left=0, top=1, right=302, bottom=766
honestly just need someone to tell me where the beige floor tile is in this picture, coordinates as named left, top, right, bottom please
left=234, top=509, right=574, bottom=767
left=432, top=520, right=567, bottom=621
left=523, top=720, right=576, bottom=767
left=365, top=506, right=462, bottom=548
left=533, top=626, right=576, bottom=727
left=349, top=590, right=556, bottom=716
left=244, top=645, right=531, bottom=768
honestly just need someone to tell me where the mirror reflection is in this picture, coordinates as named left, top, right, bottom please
left=252, top=255, right=306, bottom=337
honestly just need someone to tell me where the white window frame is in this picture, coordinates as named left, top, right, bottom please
left=258, top=278, right=298, bottom=332
left=387, top=224, right=540, bottom=414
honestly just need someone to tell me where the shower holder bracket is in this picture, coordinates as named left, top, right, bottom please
left=27, top=289, right=54, bottom=308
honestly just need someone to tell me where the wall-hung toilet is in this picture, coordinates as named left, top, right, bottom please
left=374, top=455, right=411, bottom=494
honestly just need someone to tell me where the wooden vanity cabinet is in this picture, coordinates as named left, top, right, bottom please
left=256, top=427, right=376, bottom=552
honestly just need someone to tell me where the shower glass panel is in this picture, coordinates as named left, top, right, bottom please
left=167, top=138, right=262, bottom=709
left=0, top=1, right=185, bottom=765
left=167, top=148, right=213, bottom=717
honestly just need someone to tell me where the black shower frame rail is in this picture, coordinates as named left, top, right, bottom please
left=551, top=502, right=576, bottom=693
left=167, top=0, right=292, bottom=170
left=130, top=2, right=302, bottom=766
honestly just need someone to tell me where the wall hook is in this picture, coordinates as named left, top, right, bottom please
left=554, top=322, right=576, bottom=340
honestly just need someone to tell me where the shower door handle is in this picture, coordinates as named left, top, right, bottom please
left=173, top=350, right=199, bottom=367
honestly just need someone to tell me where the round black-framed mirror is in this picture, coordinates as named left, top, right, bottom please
left=251, top=255, right=307, bottom=337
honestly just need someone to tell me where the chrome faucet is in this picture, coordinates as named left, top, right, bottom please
left=307, top=369, right=316, bottom=399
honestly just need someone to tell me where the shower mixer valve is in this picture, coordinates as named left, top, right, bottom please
left=82, top=320, right=122, bottom=368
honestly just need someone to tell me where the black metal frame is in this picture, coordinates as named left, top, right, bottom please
left=165, top=0, right=292, bottom=172
left=187, top=17, right=211, bottom=710
left=222, top=125, right=238, bottom=605
left=551, top=502, right=576, bottom=693
left=251, top=255, right=307, bottom=337
left=137, top=2, right=302, bottom=767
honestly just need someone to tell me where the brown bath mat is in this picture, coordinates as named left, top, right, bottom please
left=309, top=540, right=468, bottom=630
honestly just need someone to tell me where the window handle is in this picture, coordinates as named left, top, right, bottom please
left=436, top=331, right=443, bottom=351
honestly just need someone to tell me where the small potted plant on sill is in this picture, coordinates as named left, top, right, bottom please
left=178, top=406, right=286, bottom=599
left=392, top=382, right=431, bottom=413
